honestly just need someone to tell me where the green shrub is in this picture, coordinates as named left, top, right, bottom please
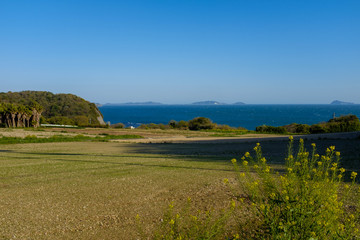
left=255, top=125, right=287, bottom=134
left=228, top=138, right=360, bottom=239
left=309, top=123, right=328, bottom=134
left=188, top=117, right=215, bottom=131
left=284, top=123, right=311, bottom=134
left=176, top=120, right=189, bottom=130
left=47, top=116, right=75, bottom=125
left=112, top=123, right=125, bottom=129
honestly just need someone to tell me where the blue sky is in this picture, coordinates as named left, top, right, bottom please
left=1, top=0, right=359, bottom=104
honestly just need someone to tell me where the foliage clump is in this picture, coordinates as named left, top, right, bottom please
left=137, top=117, right=243, bottom=132
left=0, top=102, right=43, bottom=128
left=0, top=91, right=104, bottom=126
left=256, top=114, right=360, bottom=134
left=229, top=138, right=360, bottom=239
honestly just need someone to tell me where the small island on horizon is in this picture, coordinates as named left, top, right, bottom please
left=330, top=100, right=356, bottom=105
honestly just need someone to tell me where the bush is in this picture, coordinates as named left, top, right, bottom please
left=73, top=115, right=89, bottom=126
left=284, top=123, right=311, bottom=134
left=188, top=117, right=215, bottom=131
left=309, top=123, right=328, bottom=134
left=176, top=120, right=189, bottom=130
left=228, top=138, right=360, bottom=239
left=255, top=125, right=287, bottom=134
left=47, top=116, right=75, bottom=125
left=112, top=123, right=125, bottom=129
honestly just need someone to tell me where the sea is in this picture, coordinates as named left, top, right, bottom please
left=98, top=105, right=360, bottom=130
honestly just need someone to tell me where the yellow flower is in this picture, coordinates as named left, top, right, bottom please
left=231, top=158, right=237, bottom=164
left=288, top=168, right=293, bottom=173
left=264, top=166, right=270, bottom=173
left=295, top=161, right=301, bottom=166
left=261, top=157, right=266, bottom=163
left=317, top=161, right=322, bottom=166
left=243, top=160, right=248, bottom=166
left=332, top=163, right=337, bottom=168
left=254, top=164, right=259, bottom=169
left=231, top=200, right=236, bottom=208
left=244, top=152, right=250, bottom=158
left=253, top=146, right=258, bottom=151
left=339, top=168, right=345, bottom=173
left=240, top=173, right=245, bottom=177
left=223, top=178, right=229, bottom=184
left=289, top=136, right=293, bottom=140
left=169, top=219, right=175, bottom=225
left=336, top=151, right=341, bottom=156
left=351, top=171, right=357, bottom=179
left=311, top=143, right=316, bottom=147
left=256, top=142, right=260, bottom=146
left=330, top=146, right=335, bottom=151
left=315, top=154, right=320, bottom=158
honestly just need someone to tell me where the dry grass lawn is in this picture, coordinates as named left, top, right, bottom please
left=0, top=142, right=236, bottom=239
left=0, top=130, right=359, bottom=239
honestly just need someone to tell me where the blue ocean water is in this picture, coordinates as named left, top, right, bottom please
left=98, top=105, right=360, bottom=130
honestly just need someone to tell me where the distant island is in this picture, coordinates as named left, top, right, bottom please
left=101, top=101, right=247, bottom=105
left=105, top=101, right=163, bottom=106
left=191, top=101, right=246, bottom=105
left=330, top=100, right=355, bottom=105
left=233, top=102, right=246, bottom=105
left=192, top=101, right=227, bottom=105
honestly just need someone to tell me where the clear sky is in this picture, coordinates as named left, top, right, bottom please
left=1, top=0, right=359, bottom=104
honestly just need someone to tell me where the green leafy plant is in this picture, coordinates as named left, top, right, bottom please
left=229, top=137, right=359, bottom=239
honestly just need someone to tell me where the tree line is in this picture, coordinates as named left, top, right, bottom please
left=0, top=102, right=43, bottom=128
left=256, top=114, right=360, bottom=134
left=0, top=91, right=105, bottom=127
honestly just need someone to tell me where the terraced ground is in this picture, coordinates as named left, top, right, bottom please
left=0, top=128, right=359, bottom=239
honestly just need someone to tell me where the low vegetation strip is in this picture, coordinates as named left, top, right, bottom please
left=147, top=138, right=360, bottom=239
left=0, top=134, right=143, bottom=144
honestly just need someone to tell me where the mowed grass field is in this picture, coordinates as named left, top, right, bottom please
left=1, top=135, right=359, bottom=239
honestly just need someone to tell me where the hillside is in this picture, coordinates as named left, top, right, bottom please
left=0, top=91, right=105, bottom=126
